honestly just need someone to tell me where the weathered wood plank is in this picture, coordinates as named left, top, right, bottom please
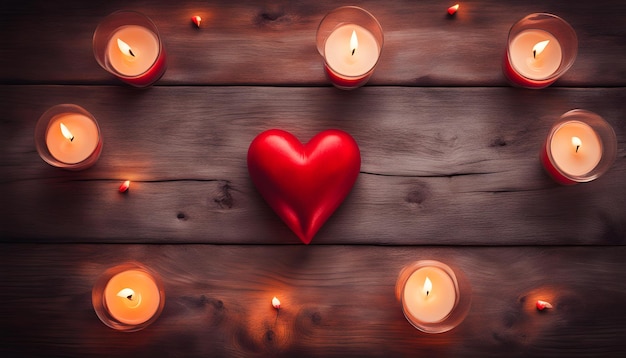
left=1, top=86, right=624, bottom=244
left=0, top=244, right=624, bottom=357
left=0, top=0, right=624, bottom=86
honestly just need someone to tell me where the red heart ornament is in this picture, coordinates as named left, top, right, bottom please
left=247, top=129, right=361, bottom=244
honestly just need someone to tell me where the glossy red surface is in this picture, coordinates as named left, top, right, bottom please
left=247, top=129, right=361, bottom=244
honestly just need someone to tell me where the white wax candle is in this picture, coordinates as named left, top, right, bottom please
left=45, top=113, right=99, bottom=164
left=509, top=29, right=562, bottom=80
left=107, top=25, right=159, bottom=76
left=550, top=121, right=602, bottom=176
left=104, top=269, right=161, bottom=325
left=324, top=24, right=380, bottom=77
left=403, top=266, right=456, bottom=323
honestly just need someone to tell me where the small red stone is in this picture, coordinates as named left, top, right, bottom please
left=191, top=15, right=202, bottom=28
left=119, top=180, right=130, bottom=193
left=447, top=4, right=460, bottom=16
left=536, top=300, right=553, bottom=311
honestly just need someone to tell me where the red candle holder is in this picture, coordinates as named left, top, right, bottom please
left=541, top=109, right=617, bottom=184
left=93, top=11, right=167, bottom=87
left=316, top=6, right=384, bottom=90
left=34, top=104, right=102, bottom=170
left=503, top=13, right=577, bottom=89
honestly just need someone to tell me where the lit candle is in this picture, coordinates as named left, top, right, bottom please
left=403, top=266, right=457, bottom=324
left=35, top=104, right=102, bottom=170
left=504, top=13, right=577, bottom=89
left=93, top=11, right=167, bottom=87
left=316, top=6, right=383, bottom=89
left=397, top=260, right=470, bottom=333
left=542, top=109, right=617, bottom=184
left=92, top=263, right=165, bottom=331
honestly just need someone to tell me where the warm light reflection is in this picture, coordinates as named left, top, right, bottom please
left=423, top=277, right=433, bottom=297
left=571, top=136, right=582, bottom=153
left=532, top=40, right=550, bottom=59
left=59, top=123, right=74, bottom=142
left=117, top=38, right=135, bottom=58
left=350, top=30, right=358, bottom=56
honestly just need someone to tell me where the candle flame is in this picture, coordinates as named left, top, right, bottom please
left=117, top=38, right=135, bottom=58
left=423, top=277, right=433, bottom=297
left=272, top=296, right=281, bottom=309
left=572, top=136, right=582, bottom=153
left=117, top=288, right=136, bottom=301
left=532, top=40, right=550, bottom=59
left=59, top=123, right=74, bottom=142
left=117, top=288, right=141, bottom=308
left=350, top=30, right=358, bottom=56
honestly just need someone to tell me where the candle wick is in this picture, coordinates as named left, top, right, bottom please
left=576, top=145, right=580, bottom=153
left=351, top=48, right=355, bottom=56
left=126, top=294, right=133, bottom=300
left=128, top=48, right=135, bottom=57
left=533, top=50, right=536, bottom=59
left=69, top=136, right=74, bottom=142
left=426, top=290, right=430, bottom=296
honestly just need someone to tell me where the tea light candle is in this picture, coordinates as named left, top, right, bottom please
left=397, top=260, right=470, bottom=333
left=35, top=104, right=102, bottom=170
left=92, top=263, right=165, bottom=331
left=542, top=109, right=617, bottom=184
left=93, top=11, right=167, bottom=87
left=504, top=13, right=577, bottom=89
left=104, top=269, right=161, bottom=325
left=316, top=6, right=383, bottom=89
left=403, top=266, right=456, bottom=323
left=508, top=30, right=561, bottom=80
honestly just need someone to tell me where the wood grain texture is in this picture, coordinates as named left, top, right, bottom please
left=0, top=0, right=625, bottom=86
left=0, top=244, right=625, bottom=358
left=1, top=86, right=624, bottom=244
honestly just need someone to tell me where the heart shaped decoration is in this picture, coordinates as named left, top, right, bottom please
left=247, top=129, right=361, bottom=244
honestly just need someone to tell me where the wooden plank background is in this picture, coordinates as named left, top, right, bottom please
left=0, top=0, right=625, bottom=356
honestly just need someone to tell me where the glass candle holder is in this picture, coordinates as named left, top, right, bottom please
left=93, top=10, right=167, bottom=87
left=316, top=6, right=384, bottom=90
left=541, top=109, right=617, bottom=185
left=34, top=104, right=102, bottom=170
left=396, top=260, right=471, bottom=333
left=503, top=13, right=577, bottom=89
left=92, top=262, right=165, bottom=332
